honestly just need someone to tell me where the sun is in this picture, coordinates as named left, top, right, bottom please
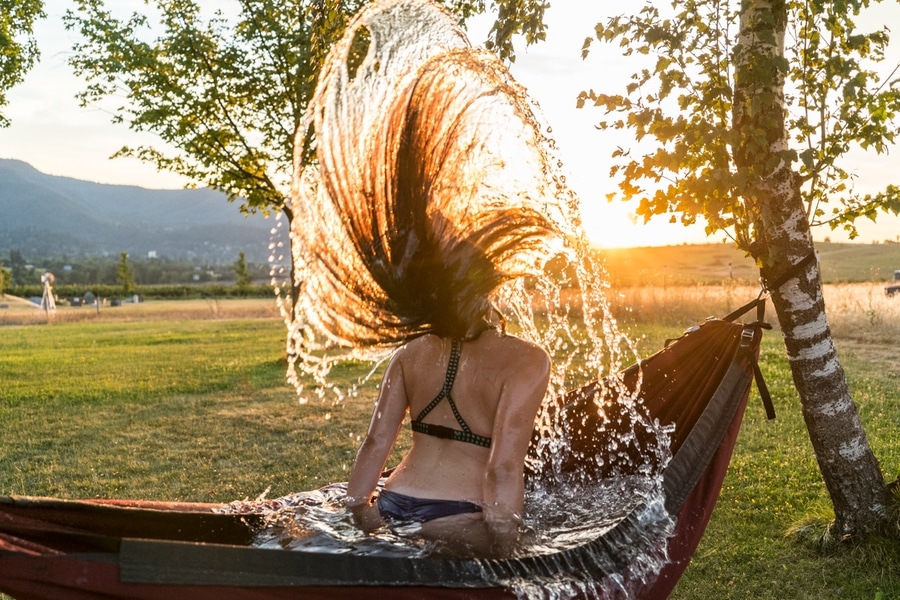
left=576, top=196, right=712, bottom=249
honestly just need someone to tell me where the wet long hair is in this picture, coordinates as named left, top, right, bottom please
left=292, top=0, right=566, bottom=352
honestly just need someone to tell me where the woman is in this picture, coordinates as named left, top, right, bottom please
left=291, top=0, right=566, bottom=559
left=345, top=305, right=550, bottom=557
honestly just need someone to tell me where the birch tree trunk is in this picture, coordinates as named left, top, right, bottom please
left=732, top=0, right=887, bottom=536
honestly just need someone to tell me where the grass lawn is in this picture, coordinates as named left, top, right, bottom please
left=0, top=303, right=385, bottom=501
left=0, top=295, right=897, bottom=599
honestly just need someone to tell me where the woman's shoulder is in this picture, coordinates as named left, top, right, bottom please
left=480, top=331, right=550, bottom=370
left=399, top=333, right=442, bottom=352
left=393, top=334, right=443, bottom=364
left=497, top=333, right=547, bottom=355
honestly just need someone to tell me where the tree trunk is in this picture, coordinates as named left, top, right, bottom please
left=733, top=0, right=887, bottom=536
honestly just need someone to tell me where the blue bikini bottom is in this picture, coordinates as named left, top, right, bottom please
left=376, top=489, right=483, bottom=524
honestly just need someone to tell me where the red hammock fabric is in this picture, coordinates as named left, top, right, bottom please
left=0, top=319, right=765, bottom=600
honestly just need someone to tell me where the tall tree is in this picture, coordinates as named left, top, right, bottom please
left=234, top=251, right=252, bottom=292
left=0, top=262, right=9, bottom=295
left=116, top=251, right=136, bottom=296
left=7, top=248, right=26, bottom=285
left=0, top=0, right=44, bottom=126
left=62, top=0, right=548, bottom=298
left=581, top=0, right=899, bottom=536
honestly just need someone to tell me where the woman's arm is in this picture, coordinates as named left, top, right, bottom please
left=346, top=350, right=410, bottom=532
left=482, top=343, right=550, bottom=556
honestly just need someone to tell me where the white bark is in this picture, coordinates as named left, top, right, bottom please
left=734, top=0, right=887, bottom=535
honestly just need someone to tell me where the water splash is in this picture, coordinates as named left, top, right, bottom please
left=286, top=0, right=627, bottom=398
left=221, top=475, right=673, bottom=598
left=267, top=0, right=674, bottom=595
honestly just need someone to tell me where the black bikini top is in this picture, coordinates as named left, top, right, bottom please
left=410, top=339, right=492, bottom=448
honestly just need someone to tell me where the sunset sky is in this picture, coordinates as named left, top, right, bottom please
left=1, top=1, right=898, bottom=248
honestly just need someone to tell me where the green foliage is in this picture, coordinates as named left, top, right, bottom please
left=6, top=282, right=273, bottom=301
left=0, top=0, right=44, bottom=126
left=62, top=0, right=549, bottom=220
left=433, top=0, right=549, bottom=62
left=3, top=251, right=271, bottom=287
left=788, top=0, right=900, bottom=237
left=0, top=262, right=9, bottom=294
left=234, top=251, right=252, bottom=291
left=464, top=0, right=548, bottom=63
left=64, top=0, right=326, bottom=216
left=582, top=0, right=900, bottom=247
left=5, top=248, right=27, bottom=285
left=116, top=251, right=136, bottom=295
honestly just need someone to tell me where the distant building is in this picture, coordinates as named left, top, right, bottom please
left=148, top=251, right=158, bottom=259
left=886, top=270, right=900, bottom=297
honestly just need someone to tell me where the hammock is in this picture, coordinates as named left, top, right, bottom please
left=0, top=314, right=771, bottom=600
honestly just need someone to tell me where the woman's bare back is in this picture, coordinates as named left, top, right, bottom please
left=384, top=331, right=549, bottom=504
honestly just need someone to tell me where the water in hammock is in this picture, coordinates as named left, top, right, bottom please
left=240, top=0, right=674, bottom=596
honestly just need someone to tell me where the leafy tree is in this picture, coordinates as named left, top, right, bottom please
left=0, top=0, right=44, bottom=126
left=582, top=0, right=898, bottom=536
left=62, top=0, right=548, bottom=301
left=61, top=0, right=547, bottom=215
left=234, top=251, right=252, bottom=292
left=7, top=249, right=26, bottom=285
left=116, top=251, right=136, bottom=296
left=0, top=262, right=9, bottom=295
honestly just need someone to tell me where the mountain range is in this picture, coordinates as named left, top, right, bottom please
left=0, top=159, right=281, bottom=264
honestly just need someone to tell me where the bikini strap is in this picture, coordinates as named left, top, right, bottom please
left=413, top=339, right=462, bottom=423
left=411, top=340, right=492, bottom=448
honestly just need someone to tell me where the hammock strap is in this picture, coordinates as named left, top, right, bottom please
left=722, top=295, right=764, bottom=324
left=723, top=252, right=818, bottom=324
left=720, top=251, right=817, bottom=420
left=739, top=325, right=776, bottom=420
left=720, top=295, right=776, bottom=420
left=761, top=252, right=818, bottom=293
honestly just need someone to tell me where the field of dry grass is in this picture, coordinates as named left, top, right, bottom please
left=0, top=296, right=283, bottom=326
left=607, top=282, right=900, bottom=371
left=6, top=281, right=898, bottom=344
left=599, top=241, right=900, bottom=286
left=609, top=281, right=897, bottom=328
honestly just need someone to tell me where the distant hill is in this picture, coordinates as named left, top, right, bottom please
left=0, top=159, right=280, bottom=264
left=6, top=158, right=896, bottom=282
left=599, top=241, right=900, bottom=286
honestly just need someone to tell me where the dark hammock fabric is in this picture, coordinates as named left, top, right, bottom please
left=0, top=318, right=766, bottom=600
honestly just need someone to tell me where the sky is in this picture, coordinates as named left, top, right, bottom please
left=1, top=1, right=899, bottom=248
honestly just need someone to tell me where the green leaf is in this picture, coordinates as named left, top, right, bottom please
left=586, top=0, right=900, bottom=253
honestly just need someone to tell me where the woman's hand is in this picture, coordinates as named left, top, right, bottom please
left=348, top=498, right=384, bottom=533
left=483, top=503, right=521, bottom=557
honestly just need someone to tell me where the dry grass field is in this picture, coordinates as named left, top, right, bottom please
left=0, top=296, right=283, bottom=325
left=611, top=282, right=900, bottom=332
left=4, top=279, right=897, bottom=358
left=607, top=282, right=900, bottom=376
left=599, top=241, right=900, bottom=286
